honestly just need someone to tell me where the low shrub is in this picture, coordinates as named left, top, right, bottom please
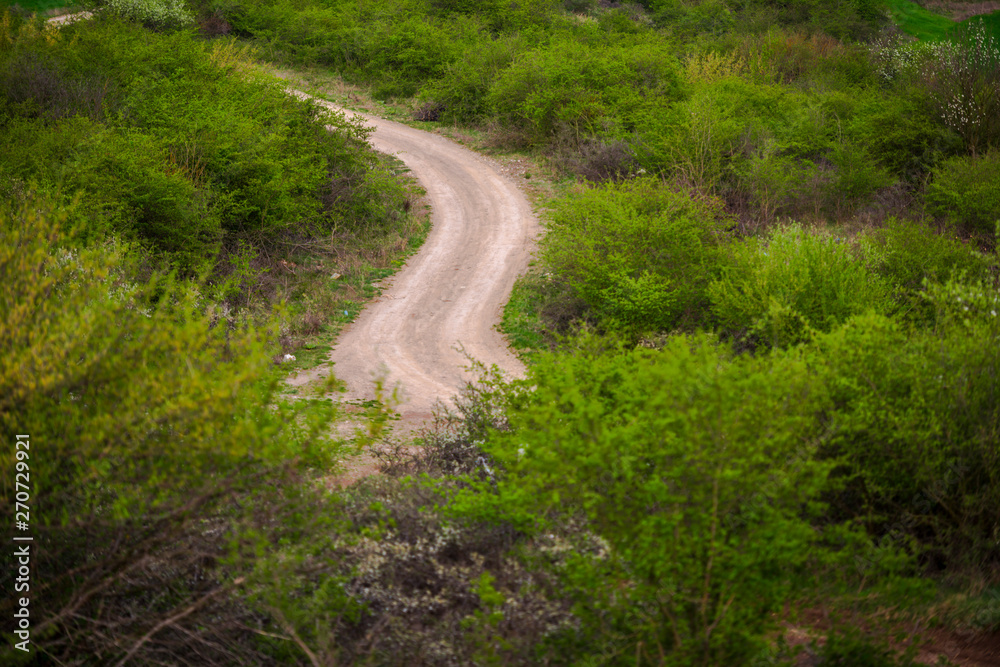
left=811, top=299, right=1000, bottom=571
left=860, top=217, right=994, bottom=321
left=484, top=331, right=835, bottom=664
left=709, top=224, right=897, bottom=347
left=925, top=150, right=1000, bottom=236
left=876, top=20, right=1000, bottom=154
left=928, top=19, right=1000, bottom=155
left=103, top=0, right=195, bottom=30
left=846, top=90, right=959, bottom=179
left=541, top=177, right=728, bottom=334
left=0, top=193, right=340, bottom=665
left=486, top=36, right=685, bottom=146
left=0, top=17, right=408, bottom=272
left=824, top=140, right=894, bottom=217
left=420, top=30, right=530, bottom=124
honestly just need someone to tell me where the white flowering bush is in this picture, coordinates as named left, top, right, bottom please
left=103, top=0, right=194, bottom=31
left=870, top=22, right=1000, bottom=154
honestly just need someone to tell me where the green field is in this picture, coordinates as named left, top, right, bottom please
left=1, top=0, right=77, bottom=14
left=884, top=0, right=1000, bottom=40
left=884, top=0, right=961, bottom=39
left=971, top=8, right=1000, bottom=38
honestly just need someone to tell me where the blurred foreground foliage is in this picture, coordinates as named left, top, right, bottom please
left=0, top=195, right=344, bottom=664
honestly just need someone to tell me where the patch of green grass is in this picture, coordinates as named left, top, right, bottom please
left=292, top=343, right=333, bottom=369
left=883, top=0, right=956, bottom=40
left=963, top=10, right=1000, bottom=41
left=500, top=269, right=549, bottom=360
left=2, top=0, right=76, bottom=14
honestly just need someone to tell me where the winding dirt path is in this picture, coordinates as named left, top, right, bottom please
left=288, top=93, right=539, bottom=427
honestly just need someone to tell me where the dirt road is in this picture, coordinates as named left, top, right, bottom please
left=289, top=93, right=539, bottom=426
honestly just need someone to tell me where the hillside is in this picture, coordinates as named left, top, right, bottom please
left=2, top=0, right=1000, bottom=664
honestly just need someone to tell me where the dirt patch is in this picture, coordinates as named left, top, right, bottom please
left=918, top=1, right=1000, bottom=22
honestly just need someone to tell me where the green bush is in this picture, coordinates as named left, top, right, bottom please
left=541, top=177, right=727, bottom=333
left=643, top=78, right=831, bottom=195
left=735, top=140, right=814, bottom=222
left=0, top=194, right=340, bottom=664
left=860, top=218, right=994, bottom=321
left=816, top=626, right=920, bottom=666
left=486, top=36, right=684, bottom=145
left=810, top=299, right=1000, bottom=569
left=419, top=30, right=530, bottom=123
left=484, top=331, right=834, bottom=664
left=824, top=140, right=893, bottom=216
left=1, top=116, right=222, bottom=272
left=846, top=90, right=959, bottom=179
left=0, top=18, right=406, bottom=271
left=925, top=150, right=1000, bottom=235
left=362, top=15, right=462, bottom=98
left=103, top=0, right=194, bottom=30
left=891, top=20, right=1000, bottom=155
left=709, top=225, right=897, bottom=347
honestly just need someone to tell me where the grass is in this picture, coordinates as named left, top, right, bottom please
left=884, top=0, right=1000, bottom=40
left=883, top=0, right=958, bottom=39
left=500, top=268, right=549, bottom=359
left=2, top=0, right=76, bottom=14
left=965, top=10, right=1000, bottom=39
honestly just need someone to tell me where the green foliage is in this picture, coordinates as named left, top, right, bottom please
left=0, top=193, right=340, bottom=663
left=919, top=20, right=1000, bottom=154
left=0, top=17, right=406, bottom=272
left=541, top=178, right=727, bottom=334
left=825, top=140, right=894, bottom=215
left=810, top=301, right=1000, bottom=569
left=487, top=35, right=685, bottom=145
left=859, top=217, right=994, bottom=321
left=420, top=30, right=531, bottom=123
left=363, top=15, right=462, bottom=98
left=709, top=225, right=897, bottom=347
left=816, top=626, right=920, bottom=666
left=486, top=331, right=834, bottom=664
left=846, top=90, right=959, bottom=178
left=103, top=0, right=194, bottom=31
left=925, top=150, right=1000, bottom=235
left=1, top=116, right=221, bottom=271
left=735, top=139, right=814, bottom=222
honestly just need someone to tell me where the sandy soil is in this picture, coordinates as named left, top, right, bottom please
left=287, top=91, right=540, bottom=436
left=45, top=10, right=91, bottom=24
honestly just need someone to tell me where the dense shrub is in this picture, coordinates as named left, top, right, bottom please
left=845, top=88, right=960, bottom=179
left=0, top=194, right=340, bottom=664
left=541, top=178, right=728, bottom=333
left=925, top=150, right=1000, bottom=235
left=873, top=21, right=1000, bottom=155
left=824, top=140, right=894, bottom=216
left=1, top=116, right=222, bottom=270
left=419, top=30, right=531, bottom=123
left=642, top=78, right=833, bottom=196
left=103, top=0, right=195, bottom=30
left=709, top=225, right=897, bottom=347
left=811, top=298, right=1000, bottom=570
left=860, top=217, right=994, bottom=321
left=483, top=331, right=834, bottom=664
left=486, top=36, right=685, bottom=145
left=0, top=16, right=407, bottom=271
left=925, top=20, right=1000, bottom=155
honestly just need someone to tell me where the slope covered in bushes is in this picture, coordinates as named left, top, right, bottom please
left=1, top=11, right=409, bottom=275
left=191, top=0, right=1000, bottom=663
left=4, top=0, right=1000, bottom=663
